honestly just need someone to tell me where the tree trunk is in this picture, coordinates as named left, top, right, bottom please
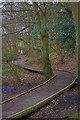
left=41, top=29, right=54, bottom=79
left=33, top=3, right=54, bottom=79
left=72, top=2, right=80, bottom=81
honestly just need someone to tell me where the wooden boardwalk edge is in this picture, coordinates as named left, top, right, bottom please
left=12, top=60, right=44, bottom=75
left=6, top=77, right=77, bottom=120
left=2, top=74, right=57, bottom=104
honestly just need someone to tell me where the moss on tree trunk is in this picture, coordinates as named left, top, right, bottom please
left=33, top=3, right=54, bottom=80
left=41, top=29, right=54, bottom=79
left=72, top=2, right=80, bottom=81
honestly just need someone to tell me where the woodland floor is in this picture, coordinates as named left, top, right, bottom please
left=2, top=58, right=76, bottom=100
left=25, top=84, right=79, bottom=119
left=2, top=57, right=77, bottom=100
left=2, top=69, right=45, bottom=101
left=2, top=57, right=79, bottom=119
left=25, top=58, right=79, bottom=119
left=2, top=70, right=76, bottom=119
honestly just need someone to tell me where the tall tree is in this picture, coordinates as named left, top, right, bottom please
left=33, top=3, right=54, bottom=79
left=71, top=2, right=80, bottom=81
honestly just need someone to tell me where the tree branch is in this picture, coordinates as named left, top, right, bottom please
left=2, top=9, right=33, bottom=13
left=34, top=2, right=45, bottom=15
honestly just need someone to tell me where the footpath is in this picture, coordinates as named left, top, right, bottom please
left=2, top=60, right=76, bottom=119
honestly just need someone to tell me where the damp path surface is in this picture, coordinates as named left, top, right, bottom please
left=2, top=71, right=76, bottom=119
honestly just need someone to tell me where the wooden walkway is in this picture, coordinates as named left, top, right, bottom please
left=2, top=70, right=76, bottom=119
left=12, top=60, right=43, bottom=74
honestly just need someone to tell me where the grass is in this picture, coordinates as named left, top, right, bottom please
left=2, top=63, right=27, bottom=77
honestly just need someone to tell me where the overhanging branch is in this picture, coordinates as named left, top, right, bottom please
left=2, top=9, right=33, bottom=13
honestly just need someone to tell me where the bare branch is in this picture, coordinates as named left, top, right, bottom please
left=34, top=2, right=45, bottom=15
left=2, top=27, right=29, bottom=36
left=2, top=9, right=33, bottom=13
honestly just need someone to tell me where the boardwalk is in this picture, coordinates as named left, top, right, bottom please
left=12, top=60, right=43, bottom=74
left=2, top=70, right=76, bottom=119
